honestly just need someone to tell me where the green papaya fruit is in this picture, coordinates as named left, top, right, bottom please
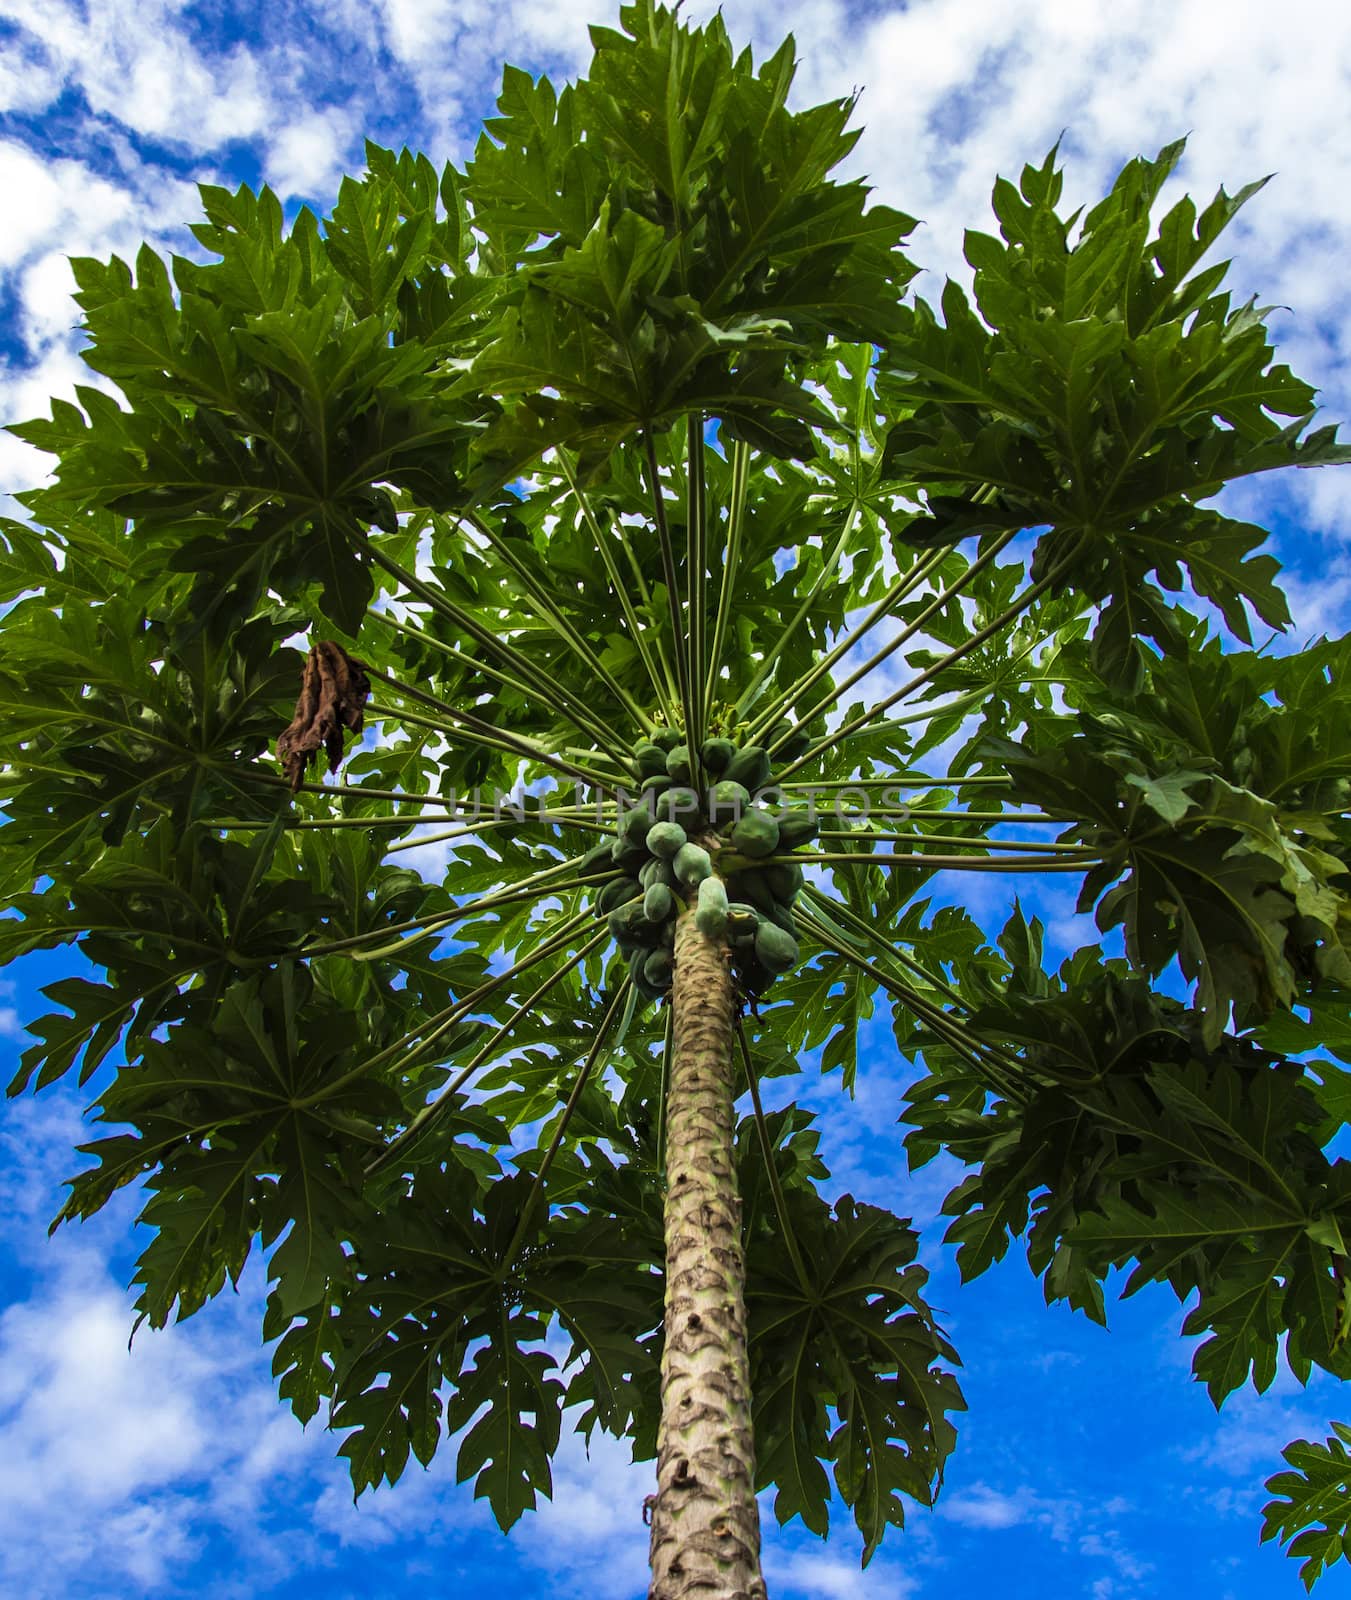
left=776, top=811, right=819, bottom=850
left=646, top=821, right=687, bottom=859
left=598, top=877, right=639, bottom=915
left=765, top=900, right=797, bottom=937
left=700, top=737, right=736, bottom=775
left=695, top=874, right=729, bottom=937
left=634, top=741, right=668, bottom=778
left=628, top=947, right=663, bottom=1000
left=726, top=902, right=759, bottom=946
left=724, top=745, right=771, bottom=792
left=656, top=786, right=702, bottom=825
left=730, top=810, right=779, bottom=859
left=611, top=835, right=648, bottom=868
left=621, top=806, right=653, bottom=847
left=651, top=727, right=682, bottom=752
left=611, top=901, right=661, bottom=946
left=755, top=919, right=799, bottom=974
left=576, top=839, right=614, bottom=874
left=643, top=882, right=674, bottom=922
left=673, top=842, right=712, bottom=887
left=727, top=870, right=776, bottom=916
left=709, top=779, right=751, bottom=827
left=643, top=949, right=674, bottom=991
left=640, top=772, right=673, bottom=798
left=780, top=731, right=812, bottom=761
left=665, top=744, right=692, bottom=785
left=765, top=862, right=804, bottom=901
left=640, top=857, right=676, bottom=890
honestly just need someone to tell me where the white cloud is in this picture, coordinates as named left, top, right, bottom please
left=514, top=1426, right=652, bottom=1597
left=0, top=138, right=201, bottom=504
left=0, top=138, right=187, bottom=310
left=937, top=1478, right=1155, bottom=1593
left=0, top=1101, right=334, bottom=1595
left=942, top=1481, right=1042, bottom=1531
left=0, top=1089, right=92, bottom=1235
left=311, top=1455, right=493, bottom=1552
left=1, top=0, right=271, bottom=150
left=265, top=107, right=360, bottom=202
left=1078, top=1530, right=1154, bottom=1585
left=0, top=1286, right=210, bottom=1503
left=0, top=28, right=62, bottom=111
left=0, top=1254, right=325, bottom=1599
left=768, top=1547, right=921, bottom=1599
left=18, top=251, right=85, bottom=348
left=1182, top=1385, right=1332, bottom=1480
left=371, top=0, right=597, bottom=140
left=0, top=142, right=109, bottom=269
left=1279, top=557, right=1351, bottom=641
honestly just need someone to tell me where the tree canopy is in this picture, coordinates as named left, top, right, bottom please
left=3, top=1, right=1351, bottom=1589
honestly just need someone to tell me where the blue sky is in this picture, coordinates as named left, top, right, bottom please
left=3, top=3, right=1351, bottom=1598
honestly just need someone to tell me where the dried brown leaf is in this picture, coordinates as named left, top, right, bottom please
left=276, top=641, right=371, bottom=792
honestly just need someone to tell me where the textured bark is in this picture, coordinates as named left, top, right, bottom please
left=648, top=911, right=766, bottom=1600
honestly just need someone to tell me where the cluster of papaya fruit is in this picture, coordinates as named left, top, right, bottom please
left=580, top=724, right=819, bottom=1002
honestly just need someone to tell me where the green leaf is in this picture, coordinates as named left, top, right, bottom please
left=880, top=140, right=1349, bottom=676
left=747, top=1183, right=964, bottom=1556
left=1263, top=1422, right=1351, bottom=1590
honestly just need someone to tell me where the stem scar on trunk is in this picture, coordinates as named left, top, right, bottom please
left=276, top=641, right=371, bottom=792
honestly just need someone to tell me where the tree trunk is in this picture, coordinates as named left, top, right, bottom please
left=648, top=909, right=766, bottom=1600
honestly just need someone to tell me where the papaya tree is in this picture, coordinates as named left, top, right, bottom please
left=5, top=3, right=1351, bottom=1595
